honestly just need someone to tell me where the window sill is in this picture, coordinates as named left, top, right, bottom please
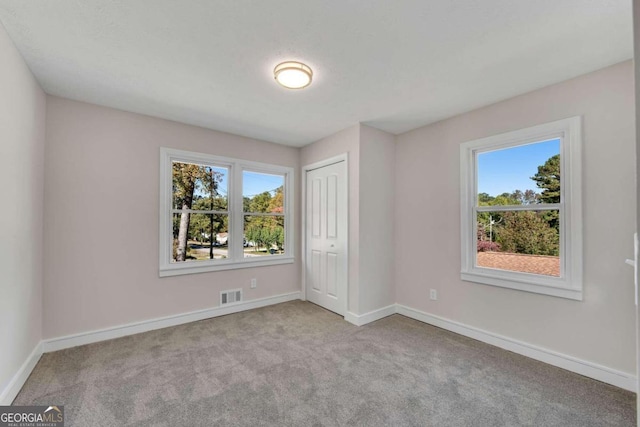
left=461, top=270, right=582, bottom=301
left=160, top=256, right=295, bottom=277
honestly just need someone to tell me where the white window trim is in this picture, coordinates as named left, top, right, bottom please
left=159, top=147, right=294, bottom=277
left=460, top=116, right=583, bottom=300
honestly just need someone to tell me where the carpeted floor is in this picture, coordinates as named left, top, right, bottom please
left=14, top=301, right=636, bottom=426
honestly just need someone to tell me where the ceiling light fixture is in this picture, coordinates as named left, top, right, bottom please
left=274, top=61, right=313, bottom=89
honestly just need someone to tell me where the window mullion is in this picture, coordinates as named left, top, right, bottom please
left=476, top=203, right=561, bottom=212
left=243, top=212, right=285, bottom=217
left=229, top=164, right=244, bottom=261
left=171, top=209, right=229, bottom=215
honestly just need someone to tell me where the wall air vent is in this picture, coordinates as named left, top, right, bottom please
left=220, top=289, right=243, bottom=305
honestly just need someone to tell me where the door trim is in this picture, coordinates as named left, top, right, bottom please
left=301, top=153, right=349, bottom=316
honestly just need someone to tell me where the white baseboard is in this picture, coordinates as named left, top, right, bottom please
left=344, top=304, right=396, bottom=326
left=0, top=342, right=43, bottom=405
left=43, top=291, right=301, bottom=353
left=396, top=304, right=637, bottom=392
left=6, top=296, right=634, bottom=403
left=3, top=292, right=299, bottom=403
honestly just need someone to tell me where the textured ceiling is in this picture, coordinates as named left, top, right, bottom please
left=0, top=1, right=632, bottom=147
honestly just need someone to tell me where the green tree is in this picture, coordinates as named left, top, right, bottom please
left=531, top=154, right=560, bottom=203
left=531, top=154, right=560, bottom=230
left=495, top=211, right=559, bottom=256
left=172, top=163, right=221, bottom=261
left=476, top=189, right=545, bottom=250
left=243, top=188, right=285, bottom=254
left=268, top=187, right=284, bottom=213
left=271, top=226, right=284, bottom=251
left=478, top=192, right=494, bottom=204
left=248, top=191, right=273, bottom=213
left=245, top=223, right=266, bottom=252
left=477, top=192, right=520, bottom=243
left=244, top=191, right=271, bottom=251
left=173, top=164, right=199, bottom=261
left=190, top=197, right=228, bottom=257
left=510, top=189, right=538, bottom=205
left=492, top=192, right=520, bottom=206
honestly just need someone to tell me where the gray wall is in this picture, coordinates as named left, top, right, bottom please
left=359, top=125, right=396, bottom=313
left=395, top=60, right=636, bottom=374
left=0, top=22, right=45, bottom=399
left=43, top=96, right=300, bottom=338
left=300, top=124, right=396, bottom=316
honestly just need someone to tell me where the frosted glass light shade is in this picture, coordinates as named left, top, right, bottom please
left=274, top=61, right=313, bottom=89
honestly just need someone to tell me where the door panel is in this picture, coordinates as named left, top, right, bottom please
left=305, top=160, right=347, bottom=315
left=326, top=252, right=338, bottom=297
left=312, top=178, right=322, bottom=237
left=311, top=250, right=322, bottom=292
left=327, top=174, right=338, bottom=238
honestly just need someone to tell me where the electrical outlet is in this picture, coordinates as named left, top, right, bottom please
left=250, top=278, right=257, bottom=289
left=430, top=289, right=437, bottom=300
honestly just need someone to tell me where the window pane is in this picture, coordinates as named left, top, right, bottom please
left=172, top=213, right=229, bottom=262
left=243, top=215, right=285, bottom=257
left=476, top=210, right=560, bottom=277
left=477, top=139, right=560, bottom=206
left=172, top=162, right=228, bottom=210
left=243, top=171, right=285, bottom=213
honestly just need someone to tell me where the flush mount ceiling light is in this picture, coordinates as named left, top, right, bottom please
left=274, top=61, right=313, bottom=89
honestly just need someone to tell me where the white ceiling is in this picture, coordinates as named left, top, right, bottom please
left=0, top=1, right=632, bottom=147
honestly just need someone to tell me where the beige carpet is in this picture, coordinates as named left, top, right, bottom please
left=14, top=301, right=635, bottom=426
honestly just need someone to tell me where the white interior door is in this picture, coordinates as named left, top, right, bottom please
left=305, top=160, right=347, bottom=315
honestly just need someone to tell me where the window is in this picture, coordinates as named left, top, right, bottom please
left=460, top=117, right=582, bottom=300
left=159, top=148, right=293, bottom=277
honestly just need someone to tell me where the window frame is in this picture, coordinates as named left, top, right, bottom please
left=459, top=117, right=583, bottom=300
left=159, top=147, right=294, bottom=277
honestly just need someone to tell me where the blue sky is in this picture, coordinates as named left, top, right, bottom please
left=193, top=167, right=283, bottom=199
left=242, top=171, right=284, bottom=197
left=477, top=138, right=560, bottom=196
left=211, top=167, right=228, bottom=195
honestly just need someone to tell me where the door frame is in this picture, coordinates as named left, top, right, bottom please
left=301, top=153, right=349, bottom=316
